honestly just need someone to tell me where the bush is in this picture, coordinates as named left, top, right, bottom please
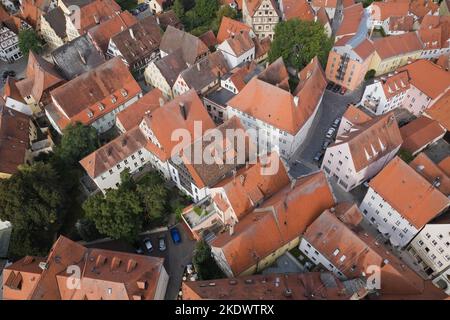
left=365, top=69, right=376, bottom=80
left=192, top=240, right=225, bottom=280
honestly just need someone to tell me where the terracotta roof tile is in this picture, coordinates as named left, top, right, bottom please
left=388, top=15, right=414, bottom=32
left=400, top=116, right=446, bottom=154
left=156, top=10, right=183, bottom=31
left=425, top=90, right=450, bottom=131
left=211, top=171, right=335, bottom=276
left=380, top=70, right=410, bottom=99
left=410, top=152, right=450, bottom=196
left=336, top=3, right=364, bottom=37
left=75, top=0, right=122, bottom=35
left=410, top=0, right=439, bottom=19
left=199, top=30, right=218, bottom=49
left=281, top=0, right=315, bottom=21
left=217, top=16, right=252, bottom=44
left=311, top=0, right=338, bottom=9
left=369, top=156, right=450, bottom=229
left=342, top=105, right=372, bottom=125
left=373, top=32, right=423, bottom=60
left=438, top=156, right=450, bottom=177
left=221, top=30, right=254, bottom=56
left=371, top=2, right=410, bottom=21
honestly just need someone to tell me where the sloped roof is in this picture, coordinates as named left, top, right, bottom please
left=153, top=49, right=188, bottom=87
left=217, top=16, right=252, bottom=44
left=425, top=90, right=450, bottom=131
left=281, top=0, right=315, bottom=21
left=400, top=116, right=446, bottom=154
left=211, top=171, right=335, bottom=276
left=220, top=30, right=254, bottom=56
left=369, top=156, right=450, bottom=229
left=75, top=0, right=121, bottom=35
left=373, top=32, right=423, bottom=60
left=410, top=152, right=450, bottom=196
left=380, top=70, right=410, bottom=99
left=342, top=105, right=372, bottom=125
left=42, top=7, right=67, bottom=39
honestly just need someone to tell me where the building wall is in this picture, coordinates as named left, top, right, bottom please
left=408, top=224, right=450, bottom=278
left=148, top=0, right=163, bottom=14
left=217, top=41, right=255, bottom=69
left=359, top=187, right=420, bottom=248
left=144, top=62, right=174, bottom=99
left=154, top=265, right=169, bottom=300
left=211, top=246, right=235, bottom=277
left=402, top=85, right=433, bottom=116
left=4, top=97, right=33, bottom=116
left=359, top=81, right=407, bottom=115
left=40, top=16, right=65, bottom=50
left=299, top=237, right=347, bottom=280
left=371, top=50, right=422, bottom=76
left=0, top=26, right=22, bottom=63
left=243, top=0, right=280, bottom=39
left=432, top=267, right=450, bottom=295
left=203, top=97, right=227, bottom=124
left=65, top=15, right=80, bottom=41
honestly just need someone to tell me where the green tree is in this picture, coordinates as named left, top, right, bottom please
left=18, top=29, right=43, bottom=56
left=0, top=163, right=66, bottom=257
left=137, top=183, right=169, bottom=222
left=83, top=189, right=143, bottom=242
left=268, top=19, right=333, bottom=70
left=76, top=218, right=102, bottom=242
left=54, top=122, right=99, bottom=167
left=173, top=0, right=185, bottom=19
left=193, top=0, right=219, bottom=25
left=192, top=240, right=225, bottom=280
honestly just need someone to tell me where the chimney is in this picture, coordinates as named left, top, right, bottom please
left=293, top=96, right=299, bottom=107
left=159, top=97, right=165, bottom=107
left=94, top=15, right=100, bottom=24
left=129, top=28, right=135, bottom=40
left=229, top=223, right=234, bottom=236
left=179, top=102, right=187, bottom=120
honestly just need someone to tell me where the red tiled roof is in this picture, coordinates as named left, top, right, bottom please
left=217, top=17, right=252, bottom=44
left=410, top=153, right=450, bottom=196
left=373, top=32, right=423, bottom=60
left=281, top=0, right=315, bottom=21
left=380, top=70, right=410, bottom=99
left=425, top=90, right=450, bottom=131
left=400, top=116, right=446, bottom=154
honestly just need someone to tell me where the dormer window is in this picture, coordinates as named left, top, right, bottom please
left=121, top=89, right=128, bottom=97
left=111, top=95, right=117, bottom=103
left=87, top=110, right=94, bottom=118
left=98, top=103, right=105, bottom=111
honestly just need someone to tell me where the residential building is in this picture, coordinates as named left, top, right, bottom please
left=409, top=152, right=450, bottom=197
left=169, top=117, right=254, bottom=202
left=321, top=112, right=403, bottom=191
left=227, top=57, right=327, bottom=159
left=182, top=272, right=360, bottom=300
left=144, top=49, right=188, bottom=99
left=46, top=58, right=142, bottom=134
left=382, top=16, right=415, bottom=35
left=369, top=1, right=410, bottom=30
left=359, top=70, right=410, bottom=115
left=107, top=16, right=162, bottom=73
left=18, top=0, right=54, bottom=30
left=0, top=22, right=22, bottom=62
left=299, top=202, right=446, bottom=299
left=173, top=51, right=230, bottom=97
left=15, top=52, right=65, bottom=113
left=359, top=156, right=450, bottom=248
left=0, top=103, right=37, bottom=179
left=203, top=88, right=236, bottom=124
left=370, top=32, right=424, bottom=76
left=2, top=77, right=33, bottom=115
left=316, top=7, right=332, bottom=38
left=199, top=30, right=218, bottom=52
left=148, top=0, right=169, bottom=14
left=326, top=4, right=375, bottom=91
left=242, top=0, right=280, bottom=39
left=217, top=31, right=255, bottom=68
left=216, top=16, right=254, bottom=44
left=155, top=10, right=183, bottom=31
left=409, top=0, right=440, bottom=22
left=116, top=88, right=165, bottom=133
left=80, top=90, right=215, bottom=193
left=159, top=26, right=209, bottom=66
left=220, top=60, right=263, bottom=95
left=2, top=236, right=168, bottom=300
left=60, top=0, right=122, bottom=41
left=51, top=34, right=105, bottom=80
left=400, top=116, right=446, bottom=156
left=336, top=104, right=372, bottom=137
left=87, top=11, right=137, bottom=54
left=425, top=90, right=450, bottom=131
left=418, top=15, right=450, bottom=60
left=311, top=0, right=337, bottom=20
left=40, top=7, right=67, bottom=50
left=211, top=171, right=335, bottom=277
left=279, top=0, right=315, bottom=22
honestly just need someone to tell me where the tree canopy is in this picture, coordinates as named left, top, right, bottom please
left=268, top=19, right=332, bottom=71
left=18, top=29, right=43, bottom=56
left=192, top=240, right=225, bottom=280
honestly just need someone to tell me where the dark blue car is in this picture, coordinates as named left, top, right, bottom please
left=170, top=227, right=181, bottom=244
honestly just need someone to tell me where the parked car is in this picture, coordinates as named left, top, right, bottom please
left=332, top=118, right=341, bottom=128
left=326, top=82, right=334, bottom=90
left=325, top=128, right=336, bottom=139
left=131, top=8, right=139, bottom=15
left=313, top=151, right=324, bottom=162
left=322, top=140, right=331, bottom=150
left=170, top=227, right=182, bottom=244
left=143, top=238, right=153, bottom=252
left=158, top=237, right=166, bottom=251
left=2, top=70, right=16, bottom=79
left=137, top=3, right=148, bottom=11
left=135, top=247, right=143, bottom=254
left=332, top=84, right=341, bottom=93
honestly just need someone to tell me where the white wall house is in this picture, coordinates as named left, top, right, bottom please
left=217, top=33, right=255, bottom=69
left=0, top=26, right=22, bottom=63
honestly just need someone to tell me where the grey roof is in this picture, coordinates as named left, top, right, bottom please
left=160, top=25, right=209, bottom=65
left=110, top=15, right=162, bottom=66
left=51, top=34, right=105, bottom=80
left=61, top=0, right=94, bottom=8
left=205, top=87, right=236, bottom=106
left=154, top=49, right=188, bottom=87
left=43, top=7, right=67, bottom=39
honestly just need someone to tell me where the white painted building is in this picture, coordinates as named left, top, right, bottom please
left=322, top=113, right=403, bottom=191
left=217, top=31, right=255, bottom=69
left=359, top=157, right=450, bottom=248
left=0, top=26, right=22, bottom=63
left=242, top=0, right=280, bottom=39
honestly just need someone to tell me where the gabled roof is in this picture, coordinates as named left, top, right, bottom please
left=75, top=0, right=121, bottom=35
left=256, top=57, right=290, bottom=90
left=15, top=52, right=65, bottom=103
left=182, top=272, right=353, bottom=300
left=397, top=59, right=450, bottom=99
left=228, top=57, right=327, bottom=135
left=217, top=16, right=252, bottom=44
left=373, top=32, right=423, bottom=59
left=380, top=70, right=410, bottom=99
left=110, top=15, right=162, bottom=66
left=160, top=26, right=209, bottom=65
left=51, top=34, right=105, bottom=80
left=369, top=157, right=450, bottom=229
left=153, top=49, right=188, bottom=87
left=0, top=104, right=31, bottom=175
left=199, top=30, right=218, bottom=49
left=245, top=0, right=279, bottom=16
left=336, top=3, right=364, bottom=38
left=141, top=90, right=215, bottom=162
left=3, top=77, right=26, bottom=103
left=400, top=116, right=446, bottom=155
left=410, top=0, right=439, bottom=19
left=116, top=88, right=165, bottom=132
left=224, top=61, right=263, bottom=92
left=281, top=0, right=315, bottom=21
left=342, top=105, right=372, bottom=125
left=80, top=126, right=148, bottom=178
left=388, top=15, right=414, bottom=32
left=178, top=51, right=230, bottom=92
left=87, top=11, right=137, bottom=53
left=156, top=10, right=183, bottom=31
left=425, top=90, right=450, bottom=131
left=211, top=171, right=335, bottom=276
left=410, top=152, right=450, bottom=196
left=311, top=0, right=338, bottom=9
left=439, top=156, right=450, bottom=177
left=3, top=236, right=166, bottom=300
left=332, top=112, right=403, bottom=172
left=212, top=152, right=290, bottom=220
left=42, top=7, right=67, bottom=39
left=371, top=1, right=410, bottom=21
left=49, top=58, right=141, bottom=129
left=219, top=30, right=254, bottom=56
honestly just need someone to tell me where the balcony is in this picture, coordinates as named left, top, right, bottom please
left=362, top=96, right=380, bottom=113
left=182, top=197, right=220, bottom=232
